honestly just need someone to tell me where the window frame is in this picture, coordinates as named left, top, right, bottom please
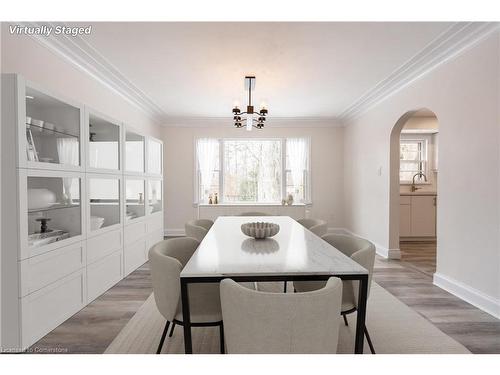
left=194, top=137, right=311, bottom=205
left=399, top=137, right=429, bottom=184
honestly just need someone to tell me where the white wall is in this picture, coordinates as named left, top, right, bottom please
left=344, top=33, right=500, bottom=316
left=162, top=125, right=344, bottom=232
left=0, top=24, right=161, bottom=138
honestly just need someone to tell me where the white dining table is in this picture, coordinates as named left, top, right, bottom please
left=180, top=216, right=369, bottom=354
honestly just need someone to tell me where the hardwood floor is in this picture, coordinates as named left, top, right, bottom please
left=374, top=240, right=500, bottom=354
left=29, top=262, right=152, bottom=354
left=399, top=240, right=436, bottom=276
left=30, top=240, right=500, bottom=354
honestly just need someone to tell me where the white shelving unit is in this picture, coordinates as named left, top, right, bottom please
left=1, top=74, right=164, bottom=350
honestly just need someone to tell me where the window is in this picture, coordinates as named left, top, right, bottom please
left=196, top=138, right=310, bottom=204
left=400, top=139, right=427, bottom=183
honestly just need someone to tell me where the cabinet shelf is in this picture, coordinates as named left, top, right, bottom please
left=27, top=123, right=79, bottom=139
left=28, top=203, right=80, bottom=214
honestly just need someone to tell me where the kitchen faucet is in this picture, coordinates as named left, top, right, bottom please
left=411, top=172, right=427, bottom=192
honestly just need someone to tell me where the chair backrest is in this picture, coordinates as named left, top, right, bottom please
left=321, top=234, right=376, bottom=303
left=239, top=212, right=271, bottom=216
left=148, top=237, right=199, bottom=321
left=297, top=218, right=327, bottom=237
left=185, top=219, right=213, bottom=242
left=220, top=277, right=343, bottom=354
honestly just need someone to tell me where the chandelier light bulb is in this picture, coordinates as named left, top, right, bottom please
left=246, top=114, right=253, bottom=131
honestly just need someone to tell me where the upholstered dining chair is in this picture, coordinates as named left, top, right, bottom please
left=239, top=211, right=271, bottom=216
left=149, top=237, right=224, bottom=354
left=220, top=277, right=343, bottom=354
left=184, top=219, right=214, bottom=242
left=297, top=218, right=328, bottom=237
left=293, top=234, right=377, bottom=354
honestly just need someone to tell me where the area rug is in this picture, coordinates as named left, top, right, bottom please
left=105, top=282, right=470, bottom=354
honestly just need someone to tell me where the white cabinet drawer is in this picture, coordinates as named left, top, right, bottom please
left=124, top=221, right=147, bottom=246
left=124, top=240, right=147, bottom=276
left=147, top=214, right=163, bottom=233
left=19, top=242, right=85, bottom=297
left=21, top=269, right=86, bottom=347
left=87, top=228, right=122, bottom=264
left=87, top=250, right=123, bottom=302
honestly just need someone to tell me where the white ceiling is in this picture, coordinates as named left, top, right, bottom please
left=74, top=22, right=452, bottom=122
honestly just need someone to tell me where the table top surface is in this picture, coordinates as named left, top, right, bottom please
left=181, top=216, right=368, bottom=278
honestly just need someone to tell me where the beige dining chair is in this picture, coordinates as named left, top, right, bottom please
left=220, top=277, right=343, bottom=354
left=297, top=218, right=328, bottom=237
left=185, top=219, right=214, bottom=242
left=239, top=211, right=271, bottom=216
left=293, top=234, right=377, bottom=354
left=149, top=237, right=224, bottom=354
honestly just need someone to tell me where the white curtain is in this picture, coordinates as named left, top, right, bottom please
left=196, top=138, right=219, bottom=202
left=57, top=138, right=79, bottom=203
left=286, top=138, right=307, bottom=192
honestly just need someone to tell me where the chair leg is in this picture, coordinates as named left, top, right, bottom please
left=156, top=321, right=170, bottom=354
left=169, top=322, right=176, bottom=337
left=219, top=323, right=225, bottom=354
left=364, top=326, right=376, bottom=354
left=343, top=314, right=349, bottom=326
left=283, top=282, right=287, bottom=293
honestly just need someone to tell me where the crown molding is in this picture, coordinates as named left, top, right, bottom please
left=160, top=116, right=343, bottom=128
left=22, top=22, right=166, bottom=124
left=339, top=22, right=500, bottom=123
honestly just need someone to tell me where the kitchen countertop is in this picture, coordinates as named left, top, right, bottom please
left=400, top=191, right=437, bottom=196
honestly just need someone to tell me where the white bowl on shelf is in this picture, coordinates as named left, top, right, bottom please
left=28, top=188, right=56, bottom=210
left=31, top=118, right=44, bottom=127
left=90, top=216, right=105, bottom=230
left=44, top=122, right=55, bottom=131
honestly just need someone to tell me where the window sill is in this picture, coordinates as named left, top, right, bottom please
left=196, top=203, right=309, bottom=207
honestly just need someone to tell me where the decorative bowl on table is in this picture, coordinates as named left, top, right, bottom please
left=241, top=222, right=280, bottom=239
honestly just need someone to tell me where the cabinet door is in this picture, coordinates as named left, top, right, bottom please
left=399, top=203, right=412, bottom=237
left=411, top=196, right=436, bottom=237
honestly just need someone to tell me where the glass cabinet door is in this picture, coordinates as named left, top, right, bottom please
left=147, top=139, right=162, bottom=175
left=88, top=114, right=120, bottom=171
left=125, top=179, right=145, bottom=221
left=89, top=178, right=120, bottom=231
left=125, top=130, right=145, bottom=173
left=148, top=180, right=162, bottom=214
left=25, top=87, right=81, bottom=167
left=27, top=176, right=81, bottom=248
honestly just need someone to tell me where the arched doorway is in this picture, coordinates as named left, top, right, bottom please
left=389, top=109, right=439, bottom=275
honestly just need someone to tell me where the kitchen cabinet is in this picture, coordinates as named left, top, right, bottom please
left=400, top=194, right=436, bottom=238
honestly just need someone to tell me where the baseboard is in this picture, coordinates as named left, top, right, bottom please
left=164, top=229, right=185, bottom=237
left=330, top=228, right=401, bottom=260
left=433, top=272, right=500, bottom=319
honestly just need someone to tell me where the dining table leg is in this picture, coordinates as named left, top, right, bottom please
left=354, top=274, right=369, bottom=354
left=180, top=278, right=193, bottom=354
